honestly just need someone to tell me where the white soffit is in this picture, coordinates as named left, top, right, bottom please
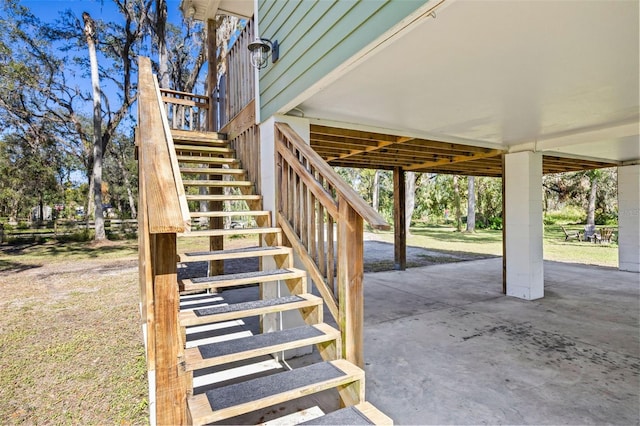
left=182, top=0, right=253, bottom=20
left=297, top=0, right=640, bottom=163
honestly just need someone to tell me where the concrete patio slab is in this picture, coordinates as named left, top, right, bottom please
left=363, top=258, right=639, bottom=425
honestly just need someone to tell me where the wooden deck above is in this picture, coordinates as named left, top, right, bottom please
left=310, top=125, right=618, bottom=177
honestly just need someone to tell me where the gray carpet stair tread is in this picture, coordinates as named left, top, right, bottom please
left=299, top=406, right=374, bottom=425
left=194, top=295, right=304, bottom=317
left=205, top=361, right=345, bottom=411
left=198, top=325, right=325, bottom=359
left=191, top=269, right=294, bottom=283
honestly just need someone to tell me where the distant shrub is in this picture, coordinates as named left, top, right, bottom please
left=17, top=221, right=30, bottom=230
left=487, top=217, right=502, bottom=230
left=544, top=206, right=585, bottom=225
left=56, top=229, right=92, bottom=242
left=595, top=211, right=617, bottom=226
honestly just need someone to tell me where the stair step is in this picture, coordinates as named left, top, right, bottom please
left=180, top=227, right=280, bottom=238
left=171, top=129, right=227, bottom=144
left=180, top=167, right=246, bottom=175
left=181, top=268, right=306, bottom=292
left=299, top=402, right=393, bottom=425
left=177, top=155, right=239, bottom=165
left=189, top=210, right=270, bottom=219
left=180, top=293, right=322, bottom=327
left=184, top=323, right=339, bottom=371
left=182, top=180, right=253, bottom=188
left=187, top=359, right=364, bottom=425
left=185, top=194, right=261, bottom=202
left=179, top=245, right=291, bottom=263
left=175, top=144, right=234, bottom=155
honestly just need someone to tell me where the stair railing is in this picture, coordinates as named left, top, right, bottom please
left=137, top=56, right=191, bottom=425
left=160, top=88, right=209, bottom=131
left=275, top=123, right=390, bottom=368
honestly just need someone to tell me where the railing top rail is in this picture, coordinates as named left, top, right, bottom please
left=138, top=56, right=191, bottom=234
left=276, top=122, right=390, bottom=231
left=159, top=88, right=209, bottom=101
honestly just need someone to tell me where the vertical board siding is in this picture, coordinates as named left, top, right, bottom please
left=257, top=0, right=427, bottom=119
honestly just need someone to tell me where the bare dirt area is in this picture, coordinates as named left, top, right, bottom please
left=362, top=231, right=494, bottom=272
left=0, top=240, right=147, bottom=425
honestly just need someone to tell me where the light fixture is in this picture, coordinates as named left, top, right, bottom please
left=186, top=6, right=196, bottom=19
left=248, top=37, right=279, bottom=70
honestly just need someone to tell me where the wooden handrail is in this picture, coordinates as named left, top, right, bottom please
left=275, top=122, right=390, bottom=368
left=137, top=56, right=189, bottom=424
left=138, top=57, right=190, bottom=233
left=276, top=123, right=390, bottom=231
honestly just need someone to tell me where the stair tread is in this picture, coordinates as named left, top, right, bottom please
left=299, top=402, right=392, bottom=425
left=180, top=293, right=321, bottom=326
left=184, top=323, right=338, bottom=370
left=174, top=144, right=232, bottom=153
left=185, top=194, right=261, bottom=200
left=179, top=227, right=280, bottom=237
left=182, top=180, right=253, bottom=187
left=180, top=167, right=245, bottom=174
left=171, top=129, right=227, bottom=142
left=181, top=268, right=306, bottom=291
left=189, top=210, right=269, bottom=218
left=177, top=155, right=238, bottom=163
left=178, top=245, right=290, bottom=263
left=188, top=359, right=363, bottom=425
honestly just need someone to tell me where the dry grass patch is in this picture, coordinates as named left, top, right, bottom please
left=0, top=240, right=147, bottom=424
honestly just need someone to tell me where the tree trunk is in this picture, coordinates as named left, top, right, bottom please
left=372, top=170, right=380, bottom=212
left=156, top=0, right=170, bottom=88
left=466, top=176, right=476, bottom=232
left=453, top=175, right=462, bottom=232
left=116, top=153, right=137, bottom=219
left=38, top=192, right=44, bottom=224
left=405, top=171, right=416, bottom=235
left=586, top=175, right=597, bottom=226
left=83, top=12, right=106, bottom=241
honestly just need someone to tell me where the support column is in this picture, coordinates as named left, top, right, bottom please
left=259, top=115, right=312, bottom=358
left=206, top=19, right=217, bottom=132
left=393, top=167, right=406, bottom=270
left=504, top=151, right=544, bottom=300
left=618, top=164, right=640, bottom=272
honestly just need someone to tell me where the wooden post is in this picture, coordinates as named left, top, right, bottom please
left=393, top=167, right=406, bottom=270
left=151, top=233, right=187, bottom=425
left=501, top=154, right=507, bottom=294
left=207, top=18, right=218, bottom=132
left=338, top=201, right=364, bottom=368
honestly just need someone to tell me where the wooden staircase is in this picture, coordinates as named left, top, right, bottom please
left=172, top=129, right=392, bottom=425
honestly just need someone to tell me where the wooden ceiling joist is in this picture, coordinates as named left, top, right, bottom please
left=405, top=149, right=504, bottom=172
left=309, top=124, right=618, bottom=177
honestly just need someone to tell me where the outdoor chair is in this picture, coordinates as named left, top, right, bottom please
left=561, top=226, right=581, bottom=242
left=583, top=224, right=596, bottom=242
left=593, top=227, right=614, bottom=244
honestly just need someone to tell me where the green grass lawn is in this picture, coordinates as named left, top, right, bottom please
left=371, top=224, right=619, bottom=268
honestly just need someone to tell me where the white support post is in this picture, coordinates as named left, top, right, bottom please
left=259, top=115, right=312, bottom=358
left=618, top=164, right=640, bottom=272
left=504, top=151, right=544, bottom=300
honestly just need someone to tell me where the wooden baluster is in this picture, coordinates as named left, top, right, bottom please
left=317, top=202, right=326, bottom=278
left=327, top=212, right=335, bottom=295
left=308, top=193, right=316, bottom=261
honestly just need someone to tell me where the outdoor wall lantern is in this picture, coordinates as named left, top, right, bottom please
left=248, top=37, right=279, bottom=70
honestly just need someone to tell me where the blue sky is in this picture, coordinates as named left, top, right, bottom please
left=24, top=0, right=186, bottom=25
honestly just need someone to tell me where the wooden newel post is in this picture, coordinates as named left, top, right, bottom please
left=152, top=233, right=188, bottom=425
left=337, top=200, right=364, bottom=368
